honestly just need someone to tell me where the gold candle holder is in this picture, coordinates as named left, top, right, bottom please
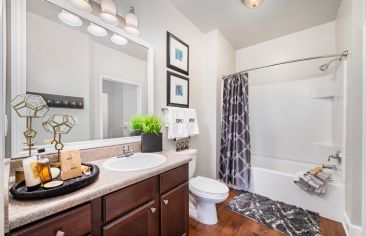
left=42, top=114, right=76, bottom=159
left=11, top=94, right=49, bottom=157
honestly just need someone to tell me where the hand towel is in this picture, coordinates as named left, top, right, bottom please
left=185, top=108, right=199, bottom=137
left=165, top=107, right=188, bottom=140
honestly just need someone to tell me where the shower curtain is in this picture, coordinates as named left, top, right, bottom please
left=219, top=72, right=251, bottom=190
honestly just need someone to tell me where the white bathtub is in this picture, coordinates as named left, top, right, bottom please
left=249, top=154, right=344, bottom=222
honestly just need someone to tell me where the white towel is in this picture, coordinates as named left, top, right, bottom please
left=165, top=107, right=188, bottom=140
left=185, top=108, right=199, bottom=137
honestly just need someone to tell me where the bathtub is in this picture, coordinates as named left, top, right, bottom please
left=249, top=154, right=344, bottom=222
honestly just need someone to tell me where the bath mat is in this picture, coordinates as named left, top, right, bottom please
left=227, top=191, right=321, bottom=236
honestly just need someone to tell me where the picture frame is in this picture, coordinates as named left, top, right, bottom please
left=167, top=71, right=189, bottom=108
left=167, top=32, right=189, bottom=75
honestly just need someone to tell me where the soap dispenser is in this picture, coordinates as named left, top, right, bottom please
left=36, top=148, right=52, bottom=184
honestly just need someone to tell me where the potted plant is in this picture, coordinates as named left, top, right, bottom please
left=129, top=115, right=144, bottom=136
left=130, top=115, right=163, bottom=152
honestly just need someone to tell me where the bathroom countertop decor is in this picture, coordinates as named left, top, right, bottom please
left=8, top=151, right=192, bottom=230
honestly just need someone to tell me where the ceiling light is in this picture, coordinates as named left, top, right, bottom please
left=68, top=0, right=92, bottom=13
left=242, top=0, right=263, bottom=8
left=58, top=10, right=83, bottom=27
left=111, top=34, right=128, bottom=46
left=87, top=23, right=108, bottom=37
left=100, top=0, right=119, bottom=25
left=124, top=7, right=140, bottom=36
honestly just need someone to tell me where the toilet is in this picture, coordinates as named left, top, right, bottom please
left=174, top=149, right=229, bottom=225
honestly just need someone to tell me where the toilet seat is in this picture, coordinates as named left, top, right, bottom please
left=189, top=176, right=229, bottom=198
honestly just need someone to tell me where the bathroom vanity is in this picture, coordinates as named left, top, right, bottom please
left=8, top=152, right=191, bottom=236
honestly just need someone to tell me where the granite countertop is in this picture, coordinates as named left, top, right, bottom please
left=8, top=151, right=192, bottom=230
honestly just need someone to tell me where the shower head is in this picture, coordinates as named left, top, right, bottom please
left=319, top=57, right=342, bottom=72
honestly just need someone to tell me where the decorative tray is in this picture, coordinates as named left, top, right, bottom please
left=10, top=163, right=99, bottom=200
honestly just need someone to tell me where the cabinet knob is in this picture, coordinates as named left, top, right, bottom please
left=151, top=207, right=156, bottom=213
left=163, top=200, right=169, bottom=205
left=56, top=230, right=65, bottom=236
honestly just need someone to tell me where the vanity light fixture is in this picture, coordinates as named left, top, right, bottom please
left=87, top=23, right=108, bottom=37
left=100, top=0, right=119, bottom=26
left=58, top=10, right=83, bottom=27
left=124, top=7, right=140, bottom=36
left=111, top=33, right=128, bottom=46
left=242, top=0, right=263, bottom=8
left=68, top=0, right=92, bottom=13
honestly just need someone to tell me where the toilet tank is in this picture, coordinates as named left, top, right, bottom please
left=173, top=149, right=197, bottom=178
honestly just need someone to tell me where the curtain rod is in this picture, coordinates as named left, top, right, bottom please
left=222, top=50, right=349, bottom=79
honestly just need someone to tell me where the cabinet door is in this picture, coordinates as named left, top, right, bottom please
left=102, top=201, right=159, bottom=236
left=161, top=183, right=189, bottom=236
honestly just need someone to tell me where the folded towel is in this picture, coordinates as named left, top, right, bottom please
left=165, top=107, right=188, bottom=140
left=185, top=108, right=199, bottom=137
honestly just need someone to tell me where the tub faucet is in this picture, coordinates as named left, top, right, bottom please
left=328, top=151, right=342, bottom=164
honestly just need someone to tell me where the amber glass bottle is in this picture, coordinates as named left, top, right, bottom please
left=36, top=148, right=52, bottom=184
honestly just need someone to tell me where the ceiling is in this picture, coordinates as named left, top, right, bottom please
left=168, top=0, right=342, bottom=49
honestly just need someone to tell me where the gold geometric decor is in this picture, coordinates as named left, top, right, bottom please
left=42, top=114, right=76, bottom=159
left=11, top=94, right=49, bottom=157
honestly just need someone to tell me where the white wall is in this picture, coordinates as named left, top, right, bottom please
left=336, top=0, right=364, bottom=231
left=0, top=0, right=5, bottom=233
left=236, top=22, right=340, bottom=165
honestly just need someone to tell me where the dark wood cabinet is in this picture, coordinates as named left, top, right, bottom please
left=161, top=183, right=189, bottom=236
left=103, top=201, right=159, bottom=236
left=11, top=164, right=189, bottom=236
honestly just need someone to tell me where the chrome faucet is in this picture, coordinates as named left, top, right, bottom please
left=118, top=144, right=134, bottom=158
left=328, top=151, right=342, bottom=164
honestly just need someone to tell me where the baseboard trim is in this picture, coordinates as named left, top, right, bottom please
left=343, top=212, right=362, bottom=236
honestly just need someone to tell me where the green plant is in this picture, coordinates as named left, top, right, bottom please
left=130, top=115, right=145, bottom=132
left=130, top=115, right=163, bottom=134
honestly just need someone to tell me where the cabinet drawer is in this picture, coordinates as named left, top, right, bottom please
left=103, top=201, right=158, bottom=236
left=11, top=204, right=92, bottom=236
left=160, top=164, right=188, bottom=194
left=103, top=176, right=158, bottom=223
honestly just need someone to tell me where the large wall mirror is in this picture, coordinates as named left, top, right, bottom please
left=8, top=0, right=154, bottom=157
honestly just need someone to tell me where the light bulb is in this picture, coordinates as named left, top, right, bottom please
left=124, top=26, right=140, bottom=37
left=68, top=0, right=92, bottom=13
left=100, top=0, right=119, bottom=25
left=58, top=10, right=83, bottom=27
left=242, top=0, right=263, bottom=8
left=87, top=23, right=108, bottom=37
left=125, top=7, right=139, bottom=28
left=111, top=34, right=128, bottom=46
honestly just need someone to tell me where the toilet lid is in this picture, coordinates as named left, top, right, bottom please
left=189, top=176, right=228, bottom=195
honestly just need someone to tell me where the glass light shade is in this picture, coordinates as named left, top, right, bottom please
left=243, top=0, right=263, bottom=8
left=125, top=7, right=139, bottom=28
left=58, top=10, right=83, bottom=27
left=87, top=23, right=108, bottom=37
left=124, top=26, right=140, bottom=37
left=111, top=34, right=128, bottom=46
left=68, top=0, right=92, bottom=13
left=100, top=0, right=119, bottom=25
left=42, top=114, right=76, bottom=134
left=11, top=94, right=49, bottom=118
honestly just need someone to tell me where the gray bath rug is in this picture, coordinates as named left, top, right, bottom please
left=227, top=191, right=321, bottom=236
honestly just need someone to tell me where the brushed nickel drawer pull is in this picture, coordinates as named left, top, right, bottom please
left=151, top=207, right=156, bottom=213
left=163, top=200, right=169, bottom=205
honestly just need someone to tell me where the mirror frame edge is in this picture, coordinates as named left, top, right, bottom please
left=10, top=0, right=155, bottom=158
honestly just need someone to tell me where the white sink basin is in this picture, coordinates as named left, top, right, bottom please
left=102, top=153, right=167, bottom=172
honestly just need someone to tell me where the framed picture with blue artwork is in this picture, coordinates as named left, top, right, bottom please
left=167, top=32, right=189, bottom=75
left=167, top=71, right=189, bottom=108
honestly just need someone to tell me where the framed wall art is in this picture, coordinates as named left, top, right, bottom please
left=167, top=71, right=189, bottom=108
left=167, top=32, right=189, bottom=75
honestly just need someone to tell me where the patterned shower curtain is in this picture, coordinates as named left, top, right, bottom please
left=219, top=72, right=251, bottom=190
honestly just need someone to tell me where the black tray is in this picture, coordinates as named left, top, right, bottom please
left=10, top=163, right=99, bottom=200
